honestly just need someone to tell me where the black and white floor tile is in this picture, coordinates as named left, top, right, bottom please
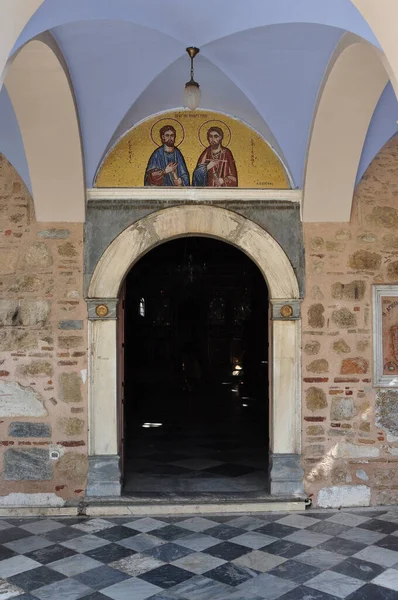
left=2, top=509, right=398, bottom=598
left=124, top=429, right=269, bottom=494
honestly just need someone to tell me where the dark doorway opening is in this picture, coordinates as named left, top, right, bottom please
left=122, top=237, right=269, bottom=495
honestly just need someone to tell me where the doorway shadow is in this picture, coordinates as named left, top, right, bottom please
left=122, top=237, right=269, bottom=495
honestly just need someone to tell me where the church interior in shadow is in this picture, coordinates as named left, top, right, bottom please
left=122, top=237, right=270, bottom=496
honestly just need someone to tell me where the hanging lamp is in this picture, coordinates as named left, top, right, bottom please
left=184, top=47, right=201, bottom=110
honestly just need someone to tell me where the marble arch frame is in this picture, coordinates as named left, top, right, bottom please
left=86, top=205, right=303, bottom=497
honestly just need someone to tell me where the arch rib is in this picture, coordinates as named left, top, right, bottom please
left=303, top=40, right=388, bottom=222
left=5, top=37, right=85, bottom=222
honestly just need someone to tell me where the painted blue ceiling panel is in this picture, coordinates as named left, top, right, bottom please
left=53, top=20, right=183, bottom=189
left=204, top=24, right=344, bottom=187
left=98, top=55, right=291, bottom=185
left=14, top=0, right=377, bottom=53
left=5, top=1, right=393, bottom=194
left=53, top=21, right=343, bottom=188
left=357, top=83, right=398, bottom=184
left=0, top=87, right=31, bottom=192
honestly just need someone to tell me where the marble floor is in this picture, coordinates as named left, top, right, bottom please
left=123, top=424, right=269, bottom=494
left=2, top=508, right=398, bottom=598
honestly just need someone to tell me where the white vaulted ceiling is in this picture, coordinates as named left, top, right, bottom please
left=0, top=0, right=398, bottom=221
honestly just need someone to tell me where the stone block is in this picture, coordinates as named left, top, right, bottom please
left=328, top=428, right=354, bottom=438
left=18, top=300, right=50, bottom=328
left=304, top=444, right=324, bottom=456
left=359, top=421, right=370, bottom=433
left=367, top=206, right=398, bottom=228
left=4, top=448, right=53, bottom=481
left=387, top=261, right=398, bottom=281
left=331, top=442, right=379, bottom=459
left=357, top=340, right=369, bottom=351
left=374, top=469, right=396, bottom=486
left=0, top=300, right=50, bottom=329
left=340, top=357, right=369, bottom=374
left=375, top=389, right=398, bottom=436
left=37, top=229, right=70, bottom=239
left=23, top=242, right=53, bottom=269
left=310, top=285, right=324, bottom=300
left=0, top=299, right=18, bottom=327
left=307, top=359, right=328, bottom=373
left=19, top=361, right=53, bottom=378
left=358, top=233, right=377, bottom=243
left=331, top=467, right=350, bottom=485
left=59, top=373, right=82, bottom=403
left=335, top=229, right=351, bottom=241
left=0, top=330, right=37, bottom=351
left=55, top=453, right=88, bottom=485
left=330, top=397, right=356, bottom=420
left=311, top=237, right=324, bottom=250
left=307, top=425, right=324, bottom=436
left=58, top=336, right=84, bottom=349
left=0, top=493, right=64, bottom=507
left=317, top=485, right=370, bottom=508
left=333, top=339, right=351, bottom=353
left=332, top=308, right=357, bottom=328
left=348, top=250, right=381, bottom=271
left=270, top=453, right=304, bottom=496
left=356, top=469, right=369, bottom=481
left=86, top=455, right=121, bottom=496
left=8, top=422, right=51, bottom=438
left=306, top=387, right=327, bottom=412
left=0, top=248, right=18, bottom=275
left=58, top=320, right=83, bottom=330
left=308, top=304, right=325, bottom=328
left=0, top=381, right=47, bottom=417
left=9, top=275, right=42, bottom=293
left=383, top=234, right=398, bottom=249
left=326, top=241, right=345, bottom=251
left=58, top=417, right=84, bottom=436
left=331, top=281, right=366, bottom=301
left=304, top=341, right=320, bottom=355
left=58, top=242, right=78, bottom=257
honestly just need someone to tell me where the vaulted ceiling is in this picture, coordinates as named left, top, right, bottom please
left=1, top=0, right=398, bottom=221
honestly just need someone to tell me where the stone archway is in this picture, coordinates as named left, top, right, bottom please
left=86, top=205, right=303, bottom=497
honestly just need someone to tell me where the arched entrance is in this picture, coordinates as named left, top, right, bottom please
left=86, top=205, right=303, bottom=498
left=123, top=236, right=269, bottom=494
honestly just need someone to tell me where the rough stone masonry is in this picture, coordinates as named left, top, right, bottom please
left=302, top=136, right=398, bottom=507
left=0, top=155, right=88, bottom=502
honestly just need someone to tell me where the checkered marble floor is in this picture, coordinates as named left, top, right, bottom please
left=124, top=427, right=269, bottom=493
left=2, top=509, right=398, bottom=599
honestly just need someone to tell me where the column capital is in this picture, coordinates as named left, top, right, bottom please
left=270, top=299, right=301, bottom=320
left=86, top=298, right=118, bottom=320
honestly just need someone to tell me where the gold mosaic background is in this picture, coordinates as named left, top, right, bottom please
left=95, top=110, right=289, bottom=188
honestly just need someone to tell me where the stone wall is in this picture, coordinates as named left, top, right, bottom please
left=0, top=155, right=87, bottom=504
left=303, top=136, right=398, bottom=507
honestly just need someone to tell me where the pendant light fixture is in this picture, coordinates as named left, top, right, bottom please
left=184, top=47, right=201, bottom=110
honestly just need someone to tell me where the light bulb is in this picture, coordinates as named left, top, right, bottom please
left=184, top=82, right=201, bottom=110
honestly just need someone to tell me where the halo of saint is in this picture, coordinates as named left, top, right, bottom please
left=198, top=119, right=231, bottom=148
left=150, top=118, right=185, bottom=147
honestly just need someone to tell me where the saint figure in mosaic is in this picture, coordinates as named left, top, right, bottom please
left=145, top=125, right=189, bottom=186
left=192, top=126, right=237, bottom=187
